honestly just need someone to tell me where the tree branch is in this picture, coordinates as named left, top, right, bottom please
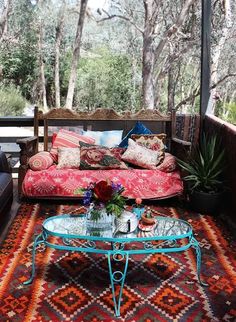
left=154, top=0, right=195, bottom=65
left=211, top=73, right=236, bottom=89
left=175, top=87, right=200, bottom=111
left=96, top=9, right=143, bottom=34
left=174, top=73, right=236, bottom=111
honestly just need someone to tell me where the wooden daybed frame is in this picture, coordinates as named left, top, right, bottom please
left=16, top=107, right=189, bottom=199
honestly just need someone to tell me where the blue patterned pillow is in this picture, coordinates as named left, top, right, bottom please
left=119, top=121, right=152, bottom=148
left=82, top=130, right=123, bottom=148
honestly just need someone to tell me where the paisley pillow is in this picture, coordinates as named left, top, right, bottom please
left=121, top=139, right=161, bottom=169
left=29, top=151, right=54, bottom=171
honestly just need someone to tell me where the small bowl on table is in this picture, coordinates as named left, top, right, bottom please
left=141, top=213, right=156, bottom=225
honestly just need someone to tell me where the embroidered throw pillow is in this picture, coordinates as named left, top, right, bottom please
left=29, top=151, right=54, bottom=171
left=121, top=139, right=161, bottom=169
left=82, top=130, right=123, bottom=148
left=119, top=121, right=152, bottom=148
left=79, top=142, right=128, bottom=170
left=50, top=129, right=95, bottom=162
left=110, top=147, right=126, bottom=161
left=57, top=147, right=81, bottom=169
left=156, top=153, right=176, bottom=172
left=131, top=133, right=166, bottom=163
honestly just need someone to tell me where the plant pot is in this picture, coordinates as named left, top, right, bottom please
left=141, top=213, right=156, bottom=225
left=189, top=189, right=225, bottom=214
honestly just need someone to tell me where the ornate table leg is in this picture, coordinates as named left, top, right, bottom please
left=107, top=251, right=129, bottom=317
left=23, top=233, right=45, bottom=285
left=190, top=237, right=208, bottom=286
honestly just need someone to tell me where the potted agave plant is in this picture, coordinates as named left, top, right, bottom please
left=177, top=133, right=226, bottom=214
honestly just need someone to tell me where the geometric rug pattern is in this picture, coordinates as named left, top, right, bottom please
left=0, top=202, right=235, bottom=321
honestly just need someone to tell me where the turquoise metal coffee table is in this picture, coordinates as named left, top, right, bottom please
left=24, top=214, right=207, bottom=317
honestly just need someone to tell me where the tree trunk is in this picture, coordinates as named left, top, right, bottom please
left=142, top=31, right=155, bottom=109
left=0, top=0, right=12, bottom=42
left=38, top=22, right=47, bottom=110
left=142, top=0, right=156, bottom=109
left=54, top=1, right=66, bottom=108
left=167, top=67, right=175, bottom=112
left=65, top=0, right=88, bottom=110
left=142, top=0, right=194, bottom=110
left=210, top=0, right=232, bottom=114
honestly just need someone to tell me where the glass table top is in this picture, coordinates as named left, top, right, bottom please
left=43, top=214, right=192, bottom=241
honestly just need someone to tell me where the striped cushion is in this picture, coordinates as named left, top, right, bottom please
left=29, top=151, right=54, bottom=171
left=50, top=129, right=95, bottom=161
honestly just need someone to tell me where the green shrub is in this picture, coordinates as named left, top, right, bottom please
left=223, top=102, right=236, bottom=125
left=0, top=85, right=28, bottom=116
left=215, top=101, right=236, bottom=125
left=72, top=49, right=141, bottom=111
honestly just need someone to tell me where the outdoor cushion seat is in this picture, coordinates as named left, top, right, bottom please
left=22, top=166, right=183, bottom=200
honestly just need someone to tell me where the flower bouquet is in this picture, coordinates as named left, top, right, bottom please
left=76, top=180, right=126, bottom=221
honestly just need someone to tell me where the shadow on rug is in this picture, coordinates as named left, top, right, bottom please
left=0, top=202, right=235, bottom=322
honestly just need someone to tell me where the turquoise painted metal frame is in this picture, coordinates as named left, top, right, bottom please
left=24, top=214, right=207, bottom=317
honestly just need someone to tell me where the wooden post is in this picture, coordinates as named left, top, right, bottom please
left=200, top=0, right=212, bottom=121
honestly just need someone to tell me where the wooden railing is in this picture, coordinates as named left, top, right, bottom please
left=0, top=117, right=35, bottom=174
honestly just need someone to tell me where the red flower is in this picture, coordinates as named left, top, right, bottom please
left=93, top=180, right=113, bottom=203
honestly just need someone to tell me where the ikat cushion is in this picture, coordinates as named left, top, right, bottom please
left=57, top=147, right=81, bottom=169
left=79, top=142, right=128, bottom=170
left=29, top=151, right=54, bottom=171
left=50, top=129, right=95, bottom=162
left=82, top=130, right=123, bottom=148
left=121, top=138, right=162, bottom=169
left=118, top=121, right=152, bottom=148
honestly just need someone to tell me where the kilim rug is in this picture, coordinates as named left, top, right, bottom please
left=0, top=202, right=235, bottom=322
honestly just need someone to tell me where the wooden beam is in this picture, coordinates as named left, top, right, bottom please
left=200, top=0, right=212, bottom=119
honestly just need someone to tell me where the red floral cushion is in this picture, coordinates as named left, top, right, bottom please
left=22, top=166, right=183, bottom=199
left=29, top=151, right=54, bottom=171
left=156, top=153, right=176, bottom=172
left=50, top=129, right=95, bottom=162
left=80, top=142, right=128, bottom=170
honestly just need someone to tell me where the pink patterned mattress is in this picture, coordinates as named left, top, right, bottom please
left=22, top=165, right=183, bottom=199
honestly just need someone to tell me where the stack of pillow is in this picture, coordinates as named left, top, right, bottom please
left=28, top=121, right=176, bottom=172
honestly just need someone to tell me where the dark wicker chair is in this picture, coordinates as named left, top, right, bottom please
left=0, top=151, right=13, bottom=214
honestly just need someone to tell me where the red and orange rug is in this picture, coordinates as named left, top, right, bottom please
left=0, top=202, right=235, bottom=321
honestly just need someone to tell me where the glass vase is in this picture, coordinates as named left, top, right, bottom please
left=86, top=207, right=114, bottom=234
